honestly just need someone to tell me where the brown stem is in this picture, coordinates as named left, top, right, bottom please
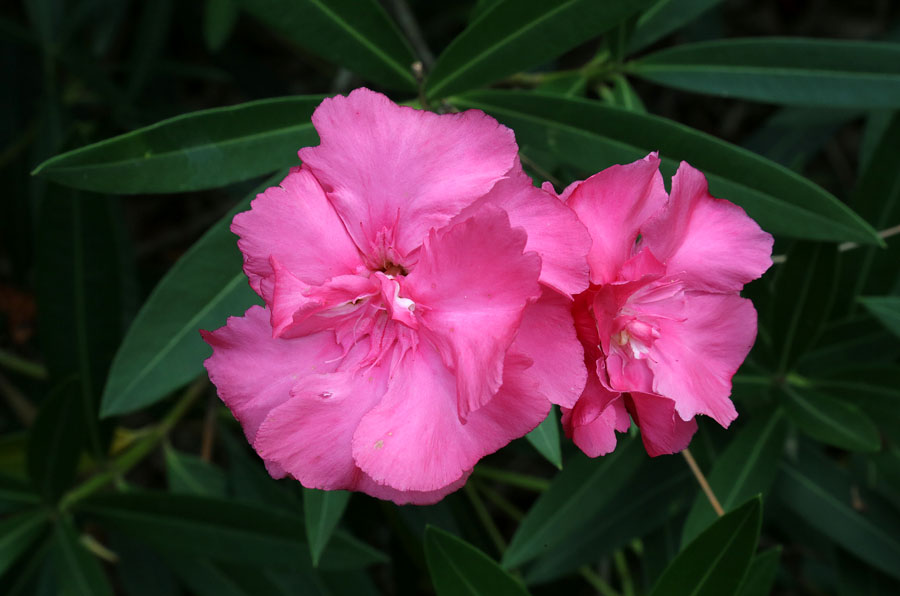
left=682, top=448, right=724, bottom=517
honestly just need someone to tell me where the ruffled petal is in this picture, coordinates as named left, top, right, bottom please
left=625, top=393, right=698, bottom=457
left=352, top=347, right=549, bottom=492
left=404, top=206, right=541, bottom=418
left=200, top=305, right=342, bottom=443
left=567, top=154, right=667, bottom=285
left=641, top=162, right=774, bottom=292
left=232, top=167, right=363, bottom=299
left=561, top=381, right=630, bottom=458
left=299, top=88, right=518, bottom=258
left=355, top=471, right=471, bottom=506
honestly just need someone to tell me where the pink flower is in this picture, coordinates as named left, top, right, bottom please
left=201, top=89, right=590, bottom=504
left=551, top=154, right=773, bottom=457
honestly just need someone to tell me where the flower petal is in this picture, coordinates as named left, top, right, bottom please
left=642, top=162, right=774, bottom=292
left=299, top=88, right=518, bottom=258
left=201, top=305, right=342, bottom=443
left=561, top=382, right=630, bottom=458
left=352, top=347, right=549, bottom=492
left=567, top=154, right=667, bottom=285
left=404, top=206, right=542, bottom=418
left=625, top=393, right=698, bottom=456
left=232, top=167, right=363, bottom=299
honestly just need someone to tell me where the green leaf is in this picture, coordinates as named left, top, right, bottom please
left=599, top=74, right=646, bottom=112
left=628, top=0, right=726, bottom=53
left=220, top=430, right=301, bottom=512
left=77, top=492, right=386, bottom=570
left=0, top=510, right=49, bottom=580
left=860, top=296, right=900, bottom=338
left=50, top=516, right=113, bottom=596
left=109, top=533, right=182, bottom=596
left=737, top=547, right=782, bottom=596
left=425, top=526, right=529, bottom=596
left=450, top=91, right=879, bottom=245
left=648, top=496, right=762, bottom=596
left=203, top=0, right=239, bottom=53
left=304, top=489, right=351, bottom=567
left=502, top=435, right=643, bottom=569
left=232, top=0, right=416, bottom=91
left=681, top=410, right=787, bottom=546
left=0, top=475, right=41, bottom=515
left=777, top=447, right=900, bottom=580
left=26, top=379, right=85, bottom=503
left=524, top=407, right=562, bottom=469
left=630, top=39, right=900, bottom=108
left=426, top=0, right=653, bottom=99
left=32, top=97, right=322, bottom=193
left=100, top=174, right=282, bottom=417
left=807, top=365, right=900, bottom=439
left=165, top=446, right=227, bottom=498
left=526, top=455, right=692, bottom=584
left=781, top=385, right=881, bottom=453
left=164, top=557, right=302, bottom=596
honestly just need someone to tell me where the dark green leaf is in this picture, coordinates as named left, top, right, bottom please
left=742, top=107, right=859, bottom=170
left=221, top=430, right=301, bottom=511
left=425, top=526, right=529, bottom=596
left=32, top=97, right=322, bottom=193
left=50, top=516, right=113, bottom=596
left=737, top=547, right=782, bottom=596
left=0, top=510, right=48, bottom=580
left=631, top=39, right=900, bottom=108
left=165, top=446, right=227, bottom=498
left=777, top=447, right=900, bottom=580
left=77, top=492, right=386, bottom=570
left=426, top=0, right=653, bottom=99
left=628, top=0, right=726, bottom=53
left=305, top=489, right=351, bottom=567
left=127, top=0, right=172, bottom=98
left=807, top=365, right=900, bottom=439
left=524, top=407, right=562, bottom=469
left=649, top=496, right=762, bottom=596
left=100, top=174, right=282, bottom=417
left=681, top=410, right=787, bottom=545
left=232, top=0, right=416, bottom=91
left=165, top=557, right=290, bottom=596
left=0, top=475, right=41, bottom=515
left=860, top=296, right=900, bottom=338
left=502, top=435, right=643, bottom=569
left=599, top=74, right=646, bottom=112
left=110, top=533, right=182, bottom=596
left=203, top=0, right=239, bottom=52
left=450, top=91, right=879, bottom=244
left=782, top=385, right=881, bottom=453
left=26, top=379, right=85, bottom=502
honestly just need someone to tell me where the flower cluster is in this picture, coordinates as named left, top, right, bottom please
left=202, top=89, right=772, bottom=504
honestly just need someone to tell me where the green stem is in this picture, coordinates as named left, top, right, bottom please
left=579, top=566, right=622, bottom=596
left=614, top=550, right=635, bottom=596
left=477, top=483, right=524, bottom=522
left=0, top=349, right=47, bottom=380
left=59, top=379, right=206, bottom=511
left=464, top=482, right=507, bottom=556
left=472, top=465, right=550, bottom=492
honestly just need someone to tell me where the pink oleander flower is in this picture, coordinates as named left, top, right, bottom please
left=548, top=154, right=773, bottom=457
left=201, top=88, right=591, bottom=504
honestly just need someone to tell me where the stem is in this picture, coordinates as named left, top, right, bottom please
left=59, top=379, right=206, bottom=511
left=472, top=465, right=550, bottom=492
left=464, top=482, right=506, bottom=555
left=613, top=550, right=635, bottom=596
left=579, top=566, right=622, bottom=596
left=389, top=0, right=434, bottom=68
left=0, top=349, right=47, bottom=380
left=200, top=394, right=218, bottom=462
left=682, top=448, right=724, bottom=517
left=477, top=483, right=524, bottom=522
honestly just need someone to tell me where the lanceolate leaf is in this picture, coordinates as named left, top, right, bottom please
left=32, top=97, right=322, bottom=193
left=628, top=0, right=727, bottom=53
left=50, top=516, right=113, bottom=596
left=0, top=510, right=49, bottom=580
left=860, top=296, right=900, bottom=338
left=27, top=379, right=86, bottom=503
left=781, top=386, right=881, bottom=453
left=100, top=175, right=282, bottom=417
left=165, top=446, right=227, bottom=498
left=630, top=39, right=900, bottom=108
left=426, top=0, right=653, bottom=99
left=232, top=0, right=416, bottom=91
left=425, top=526, right=529, bottom=596
left=524, top=407, right=562, bottom=469
left=304, top=489, right=351, bottom=567
left=649, top=497, right=762, bottom=596
left=737, top=547, right=782, bottom=596
left=450, top=91, right=879, bottom=245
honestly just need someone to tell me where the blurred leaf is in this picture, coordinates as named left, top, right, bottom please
left=26, top=379, right=84, bottom=503
left=426, top=0, right=653, bottom=99
left=203, top=0, right=239, bottom=52
left=78, top=492, right=386, bottom=570
left=681, top=410, right=787, bottom=546
left=220, top=429, right=301, bottom=511
left=859, top=110, right=894, bottom=173
left=526, top=455, right=692, bottom=584
left=860, top=296, right=900, bottom=338
left=808, top=365, right=900, bottom=439
left=50, top=516, right=113, bottom=596
left=599, top=74, right=646, bottom=112
left=305, top=489, right=351, bottom=567
left=628, top=0, right=726, bottom=53
left=0, top=510, right=48, bottom=580
left=799, top=316, right=900, bottom=372
left=165, top=557, right=293, bottom=596
left=165, top=446, right=227, bottom=497
left=100, top=174, right=283, bottom=417
left=536, top=72, right=587, bottom=98
left=631, top=39, right=900, bottom=108
left=33, top=97, right=322, bottom=193
left=742, top=107, right=859, bottom=170
left=837, top=551, right=900, bottom=596
left=502, top=436, right=643, bottom=569
left=425, top=526, right=529, bottom=596
left=110, top=533, right=182, bottom=596
left=232, top=0, right=416, bottom=91
left=648, top=496, right=762, bottom=596
left=777, top=447, right=900, bottom=580
left=127, top=0, right=172, bottom=98
left=525, top=407, right=562, bottom=469
left=0, top=475, right=40, bottom=515
left=782, top=385, right=881, bottom=453
left=36, top=191, right=127, bottom=455
left=737, top=547, right=782, bottom=596
left=450, top=91, right=879, bottom=245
